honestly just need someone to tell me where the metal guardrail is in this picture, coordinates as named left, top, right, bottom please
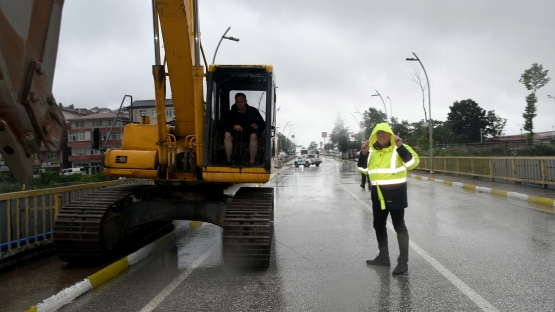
left=417, top=156, right=555, bottom=185
left=0, top=179, right=150, bottom=260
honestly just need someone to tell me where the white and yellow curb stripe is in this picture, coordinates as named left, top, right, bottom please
left=409, top=174, right=555, bottom=208
left=24, top=222, right=191, bottom=312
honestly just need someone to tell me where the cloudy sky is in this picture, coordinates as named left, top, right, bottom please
left=53, top=0, right=555, bottom=148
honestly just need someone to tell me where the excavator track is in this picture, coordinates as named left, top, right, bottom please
left=222, top=187, right=274, bottom=268
left=53, top=184, right=152, bottom=263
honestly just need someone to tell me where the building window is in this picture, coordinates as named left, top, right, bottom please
left=110, top=132, right=121, bottom=140
left=73, top=148, right=86, bottom=156
left=93, top=120, right=103, bottom=127
left=73, top=120, right=84, bottom=128
left=151, top=110, right=156, bottom=118
left=69, top=132, right=86, bottom=142
left=47, top=152, right=57, bottom=159
left=139, top=110, right=147, bottom=117
left=166, top=109, right=174, bottom=118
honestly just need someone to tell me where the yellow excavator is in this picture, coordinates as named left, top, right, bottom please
left=0, top=0, right=277, bottom=267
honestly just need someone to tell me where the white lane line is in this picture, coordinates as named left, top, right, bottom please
left=139, top=248, right=214, bottom=312
left=338, top=182, right=499, bottom=312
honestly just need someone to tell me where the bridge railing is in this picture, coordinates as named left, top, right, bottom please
left=417, top=156, right=555, bottom=185
left=0, top=179, right=149, bottom=261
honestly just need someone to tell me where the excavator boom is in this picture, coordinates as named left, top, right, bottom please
left=0, top=1, right=66, bottom=184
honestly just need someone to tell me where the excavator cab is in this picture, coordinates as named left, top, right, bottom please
left=202, top=65, right=277, bottom=183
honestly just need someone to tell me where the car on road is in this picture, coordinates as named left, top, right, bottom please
left=294, top=156, right=310, bottom=167
left=307, top=154, right=322, bottom=167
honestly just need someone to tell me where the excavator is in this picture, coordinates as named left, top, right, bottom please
left=0, top=0, right=277, bottom=267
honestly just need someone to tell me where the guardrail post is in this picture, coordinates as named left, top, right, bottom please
left=489, top=158, right=494, bottom=180
left=541, top=159, right=547, bottom=186
left=511, top=159, right=516, bottom=180
left=54, top=193, right=62, bottom=219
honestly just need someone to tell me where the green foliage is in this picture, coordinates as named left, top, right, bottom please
left=0, top=172, right=118, bottom=194
left=523, top=93, right=537, bottom=142
left=329, top=115, right=351, bottom=145
left=417, top=126, right=430, bottom=147
left=362, top=107, right=387, bottom=136
left=447, top=99, right=487, bottom=142
left=514, top=144, right=555, bottom=156
left=519, top=63, right=550, bottom=142
left=519, top=63, right=551, bottom=92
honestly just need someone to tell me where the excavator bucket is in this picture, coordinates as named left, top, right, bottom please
left=0, top=1, right=66, bottom=184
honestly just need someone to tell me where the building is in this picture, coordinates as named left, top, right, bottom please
left=34, top=104, right=88, bottom=174
left=66, top=112, right=127, bottom=174
left=129, top=99, right=174, bottom=124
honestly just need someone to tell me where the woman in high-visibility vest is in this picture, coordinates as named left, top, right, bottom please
left=358, top=123, right=419, bottom=275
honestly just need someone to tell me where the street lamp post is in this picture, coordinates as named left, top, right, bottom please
left=212, top=27, right=239, bottom=64
left=280, top=122, right=293, bottom=155
left=386, top=96, right=393, bottom=120
left=406, top=52, right=433, bottom=173
left=371, top=87, right=388, bottom=121
left=549, top=95, right=555, bottom=141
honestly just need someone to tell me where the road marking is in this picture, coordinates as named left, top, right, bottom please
left=139, top=248, right=214, bottom=312
left=338, top=182, right=499, bottom=312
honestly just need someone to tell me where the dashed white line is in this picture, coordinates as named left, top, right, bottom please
left=139, top=248, right=215, bottom=312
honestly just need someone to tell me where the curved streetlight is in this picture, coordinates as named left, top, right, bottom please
left=212, top=27, right=240, bottom=64
left=406, top=52, right=433, bottom=173
left=371, top=87, right=388, bottom=121
left=386, top=96, right=393, bottom=120
left=350, top=112, right=366, bottom=143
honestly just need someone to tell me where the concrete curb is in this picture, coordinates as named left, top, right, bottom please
left=408, top=174, right=555, bottom=208
left=25, top=227, right=181, bottom=312
left=26, top=166, right=290, bottom=312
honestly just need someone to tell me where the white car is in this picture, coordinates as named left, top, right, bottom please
left=294, top=156, right=310, bottom=167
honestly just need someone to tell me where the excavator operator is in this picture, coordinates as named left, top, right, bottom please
left=224, top=93, right=265, bottom=165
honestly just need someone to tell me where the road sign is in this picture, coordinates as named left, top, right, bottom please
left=322, top=132, right=327, bottom=138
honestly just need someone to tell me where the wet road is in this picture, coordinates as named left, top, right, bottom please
left=12, top=157, right=555, bottom=311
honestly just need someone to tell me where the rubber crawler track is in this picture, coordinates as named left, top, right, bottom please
left=53, top=184, right=148, bottom=263
left=222, top=187, right=274, bottom=268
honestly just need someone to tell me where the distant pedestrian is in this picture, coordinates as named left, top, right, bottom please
left=358, top=123, right=419, bottom=275
left=357, top=149, right=370, bottom=190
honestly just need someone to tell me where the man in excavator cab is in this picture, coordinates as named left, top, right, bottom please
left=224, top=93, right=265, bottom=166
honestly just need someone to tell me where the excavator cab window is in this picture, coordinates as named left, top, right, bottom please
left=203, top=66, right=276, bottom=168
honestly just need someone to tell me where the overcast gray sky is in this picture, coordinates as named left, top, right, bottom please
left=53, top=0, right=555, bottom=148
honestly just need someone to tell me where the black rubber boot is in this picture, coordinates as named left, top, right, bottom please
left=397, top=231, right=409, bottom=264
left=366, top=255, right=390, bottom=266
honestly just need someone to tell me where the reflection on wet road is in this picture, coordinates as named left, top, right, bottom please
left=34, top=158, right=555, bottom=311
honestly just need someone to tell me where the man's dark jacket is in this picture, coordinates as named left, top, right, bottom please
left=226, top=104, right=265, bottom=133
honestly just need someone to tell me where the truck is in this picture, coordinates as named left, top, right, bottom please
left=294, top=155, right=310, bottom=167
left=307, top=154, right=322, bottom=167
left=0, top=1, right=277, bottom=267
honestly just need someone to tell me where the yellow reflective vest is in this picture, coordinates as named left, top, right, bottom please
left=358, top=123, right=419, bottom=210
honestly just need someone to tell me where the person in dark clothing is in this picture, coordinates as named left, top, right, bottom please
left=224, top=93, right=265, bottom=164
left=357, top=150, right=370, bottom=189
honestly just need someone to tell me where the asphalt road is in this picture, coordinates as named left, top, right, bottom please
left=51, top=158, right=555, bottom=311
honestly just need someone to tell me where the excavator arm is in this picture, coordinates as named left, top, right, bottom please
left=0, top=1, right=66, bottom=184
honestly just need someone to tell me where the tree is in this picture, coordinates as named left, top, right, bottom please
left=519, top=63, right=551, bottom=142
left=484, top=110, right=506, bottom=139
left=411, top=68, right=428, bottom=122
left=308, top=141, right=317, bottom=151
left=329, top=115, right=351, bottom=147
left=447, top=99, right=488, bottom=143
